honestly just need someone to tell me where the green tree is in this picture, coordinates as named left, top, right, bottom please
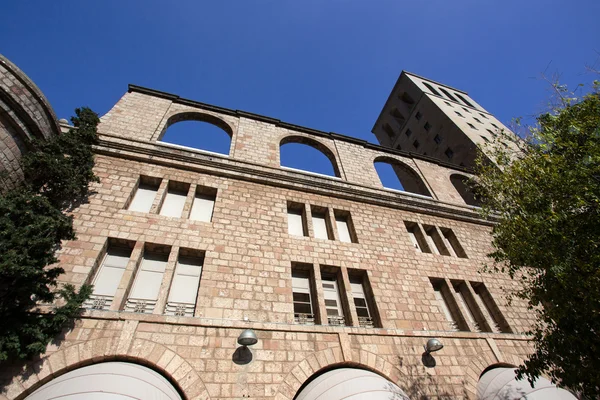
left=475, top=80, right=600, bottom=397
left=0, top=108, right=98, bottom=363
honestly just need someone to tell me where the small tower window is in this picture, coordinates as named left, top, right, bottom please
left=445, top=148, right=454, bottom=159
left=424, top=122, right=431, bottom=131
left=415, top=111, right=422, bottom=120
left=434, top=134, right=442, bottom=144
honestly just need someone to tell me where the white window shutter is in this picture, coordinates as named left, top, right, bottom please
left=159, top=189, right=187, bottom=218
left=128, top=183, right=158, bottom=212
left=312, top=214, right=329, bottom=239
left=126, top=253, right=168, bottom=313
left=91, top=249, right=130, bottom=296
left=189, top=193, right=215, bottom=222
left=288, top=210, right=305, bottom=236
left=335, top=217, right=352, bottom=243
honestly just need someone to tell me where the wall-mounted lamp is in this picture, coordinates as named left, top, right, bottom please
left=237, top=329, right=258, bottom=346
left=424, top=338, right=443, bottom=354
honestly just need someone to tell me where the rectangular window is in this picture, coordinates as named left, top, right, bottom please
left=486, top=129, right=495, bottom=136
left=189, top=186, right=216, bottom=222
left=454, top=111, right=464, bottom=118
left=480, top=113, right=488, bottom=119
left=445, top=148, right=454, bottom=159
left=452, top=281, right=482, bottom=332
left=311, top=207, right=333, bottom=240
left=159, top=181, right=189, bottom=218
left=287, top=202, right=307, bottom=237
left=467, top=122, right=478, bottom=130
left=292, top=265, right=316, bottom=325
left=424, top=122, right=431, bottom=131
left=405, top=129, right=412, bottom=137
left=334, top=210, right=357, bottom=243
left=455, top=93, right=475, bottom=108
left=424, top=225, right=450, bottom=256
left=491, top=123, right=499, bottom=129
left=440, top=228, right=468, bottom=258
left=322, top=274, right=345, bottom=326
left=349, top=273, right=376, bottom=328
left=404, top=221, right=430, bottom=253
left=474, top=117, right=482, bottom=124
left=434, top=134, right=442, bottom=144
left=471, top=282, right=512, bottom=333
left=462, top=107, right=471, bottom=114
left=164, top=249, right=203, bottom=317
left=125, top=245, right=170, bottom=314
left=415, top=111, right=422, bottom=120
left=444, top=101, right=453, bottom=108
left=439, top=87, right=458, bottom=102
left=85, top=239, right=134, bottom=310
left=430, top=278, right=466, bottom=331
left=413, top=140, right=420, bottom=149
left=128, top=176, right=161, bottom=213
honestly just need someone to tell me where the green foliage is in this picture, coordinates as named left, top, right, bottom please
left=0, top=107, right=98, bottom=363
left=475, top=82, right=600, bottom=397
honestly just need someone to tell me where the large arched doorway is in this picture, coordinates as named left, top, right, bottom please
left=477, top=366, right=577, bottom=400
left=25, top=361, right=183, bottom=399
left=295, top=367, right=409, bottom=400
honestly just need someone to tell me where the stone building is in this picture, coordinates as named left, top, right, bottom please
left=1, top=68, right=575, bottom=399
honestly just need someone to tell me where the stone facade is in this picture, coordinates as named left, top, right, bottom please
left=1, top=84, right=535, bottom=399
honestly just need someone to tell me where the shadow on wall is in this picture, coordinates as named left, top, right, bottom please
left=450, top=174, right=481, bottom=207
left=396, top=357, right=469, bottom=400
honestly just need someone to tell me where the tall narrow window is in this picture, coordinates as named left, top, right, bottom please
left=452, top=281, right=481, bottom=332
left=424, top=122, right=431, bottom=131
left=439, top=87, right=458, bottom=102
left=322, top=274, right=345, bottom=326
left=125, top=245, right=170, bottom=314
left=85, top=239, right=134, bottom=310
left=292, top=265, right=316, bottom=325
left=128, top=176, right=161, bottom=213
left=189, top=186, right=216, bottom=222
left=424, top=225, right=450, bottom=256
left=334, top=210, right=357, bottom=243
left=159, top=181, right=189, bottom=218
left=164, top=250, right=203, bottom=317
left=471, top=282, right=512, bottom=333
left=430, top=278, right=466, bottom=331
left=422, top=82, right=441, bottom=96
left=287, top=202, right=307, bottom=237
left=440, top=228, right=468, bottom=258
left=350, top=274, right=376, bottom=328
left=455, top=93, right=475, bottom=108
left=311, top=207, right=332, bottom=240
left=404, top=221, right=430, bottom=253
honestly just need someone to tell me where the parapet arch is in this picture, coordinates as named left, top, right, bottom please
left=373, top=155, right=432, bottom=197
left=7, top=338, right=209, bottom=400
left=279, top=134, right=342, bottom=178
left=160, top=111, right=234, bottom=139
left=450, top=173, right=482, bottom=207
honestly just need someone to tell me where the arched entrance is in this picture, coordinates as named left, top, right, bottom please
left=25, top=361, right=183, bottom=400
left=295, top=367, right=409, bottom=400
left=477, top=366, right=577, bottom=400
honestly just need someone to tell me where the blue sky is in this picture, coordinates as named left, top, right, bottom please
left=2, top=1, right=598, bottom=181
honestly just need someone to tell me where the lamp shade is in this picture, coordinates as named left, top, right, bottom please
left=425, top=338, right=443, bottom=353
left=237, top=329, right=258, bottom=346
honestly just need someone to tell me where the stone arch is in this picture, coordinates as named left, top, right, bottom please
left=279, top=135, right=342, bottom=178
left=6, top=338, right=209, bottom=400
left=450, top=173, right=481, bottom=207
left=463, top=352, right=524, bottom=397
left=157, top=111, right=235, bottom=156
left=274, top=347, right=404, bottom=400
left=373, top=156, right=431, bottom=196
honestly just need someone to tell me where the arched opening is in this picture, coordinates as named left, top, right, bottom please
left=450, top=174, right=481, bottom=207
left=477, top=365, right=577, bottom=399
left=294, top=366, right=409, bottom=400
left=374, top=157, right=431, bottom=196
left=24, top=361, right=183, bottom=399
left=280, top=136, right=340, bottom=178
left=159, top=112, right=233, bottom=155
